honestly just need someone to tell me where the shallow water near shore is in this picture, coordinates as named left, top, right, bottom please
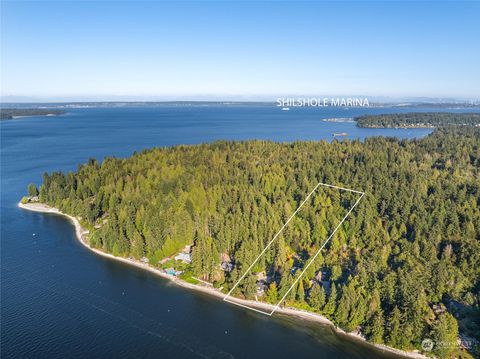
left=2, top=105, right=475, bottom=358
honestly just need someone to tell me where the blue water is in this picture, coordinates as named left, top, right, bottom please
left=1, top=105, right=476, bottom=358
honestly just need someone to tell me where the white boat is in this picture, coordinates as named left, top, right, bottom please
left=281, top=107, right=290, bottom=111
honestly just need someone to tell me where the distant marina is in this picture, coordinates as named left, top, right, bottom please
left=322, top=117, right=354, bottom=123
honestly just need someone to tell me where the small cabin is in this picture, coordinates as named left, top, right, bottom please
left=256, top=280, right=267, bottom=296
left=221, top=261, right=233, bottom=272
left=221, top=252, right=233, bottom=272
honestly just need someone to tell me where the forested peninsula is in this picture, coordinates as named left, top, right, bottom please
left=24, top=127, right=480, bottom=358
left=355, top=112, right=480, bottom=128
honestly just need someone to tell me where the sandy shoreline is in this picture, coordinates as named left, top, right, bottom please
left=18, top=201, right=427, bottom=359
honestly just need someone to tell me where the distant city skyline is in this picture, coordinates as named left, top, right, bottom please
left=1, top=1, right=479, bottom=100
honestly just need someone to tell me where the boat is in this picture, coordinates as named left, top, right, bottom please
left=281, top=107, right=290, bottom=111
left=332, top=132, right=348, bottom=137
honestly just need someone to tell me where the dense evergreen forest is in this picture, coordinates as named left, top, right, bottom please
left=355, top=112, right=480, bottom=128
left=29, top=127, right=480, bottom=357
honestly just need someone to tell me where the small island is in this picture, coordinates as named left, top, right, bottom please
left=0, top=108, right=66, bottom=120
left=355, top=112, right=480, bottom=128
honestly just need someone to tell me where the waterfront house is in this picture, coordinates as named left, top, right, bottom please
left=174, top=245, right=192, bottom=263
left=174, top=252, right=191, bottom=263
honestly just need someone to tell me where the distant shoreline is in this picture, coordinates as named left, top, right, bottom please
left=18, top=201, right=427, bottom=359
left=358, top=125, right=436, bottom=129
left=2, top=114, right=63, bottom=120
left=12, top=114, right=58, bottom=119
left=2, top=100, right=479, bottom=108
left=0, top=109, right=66, bottom=120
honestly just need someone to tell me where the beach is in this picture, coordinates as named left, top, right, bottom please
left=18, top=201, right=428, bottom=359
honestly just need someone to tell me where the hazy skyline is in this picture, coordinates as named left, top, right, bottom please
left=1, top=1, right=479, bottom=101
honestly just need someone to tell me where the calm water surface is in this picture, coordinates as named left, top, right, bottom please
left=1, top=105, right=475, bottom=358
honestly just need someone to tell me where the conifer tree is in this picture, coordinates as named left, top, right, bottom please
left=265, top=282, right=278, bottom=304
left=431, top=312, right=459, bottom=358
left=386, top=307, right=402, bottom=348
left=308, top=283, right=325, bottom=311
left=323, top=283, right=337, bottom=317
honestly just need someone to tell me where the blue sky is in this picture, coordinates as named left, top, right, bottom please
left=1, top=1, right=479, bottom=101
